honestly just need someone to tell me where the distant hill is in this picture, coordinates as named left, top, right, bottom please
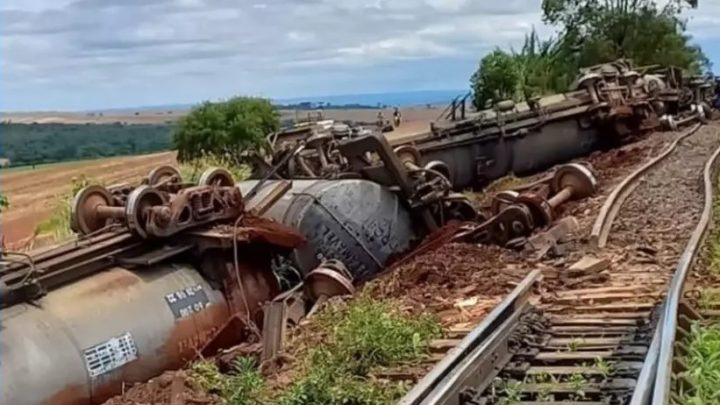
left=61, top=90, right=466, bottom=114
left=274, top=90, right=465, bottom=108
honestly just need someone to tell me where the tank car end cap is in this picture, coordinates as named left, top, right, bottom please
left=303, top=267, right=355, bottom=303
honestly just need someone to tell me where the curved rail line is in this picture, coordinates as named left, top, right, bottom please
left=590, top=123, right=702, bottom=250
left=649, top=141, right=720, bottom=404
left=399, top=122, right=717, bottom=405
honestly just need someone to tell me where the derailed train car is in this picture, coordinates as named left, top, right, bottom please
left=0, top=161, right=444, bottom=404
left=258, top=59, right=715, bottom=190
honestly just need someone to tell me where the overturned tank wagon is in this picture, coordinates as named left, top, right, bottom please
left=0, top=165, right=421, bottom=405
left=411, top=60, right=714, bottom=189
left=256, top=60, right=714, bottom=191
left=239, top=179, right=417, bottom=282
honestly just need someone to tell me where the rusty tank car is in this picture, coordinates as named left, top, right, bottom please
left=0, top=165, right=425, bottom=405
left=255, top=60, right=715, bottom=191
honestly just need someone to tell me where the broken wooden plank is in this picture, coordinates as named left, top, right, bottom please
left=429, top=339, right=462, bottom=353
left=261, top=301, right=287, bottom=363
left=566, top=256, right=609, bottom=276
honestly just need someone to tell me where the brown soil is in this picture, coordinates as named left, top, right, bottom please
left=369, top=243, right=528, bottom=327
left=102, top=370, right=221, bottom=405
left=1, top=151, right=177, bottom=247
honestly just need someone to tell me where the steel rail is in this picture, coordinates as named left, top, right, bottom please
left=397, top=269, right=542, bottom=405
left=651, top=132, right=720, bottom=404
left=590, top=123, right=702, bottom=249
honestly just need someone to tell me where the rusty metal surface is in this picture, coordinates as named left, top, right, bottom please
left=0, top=264, right=231, bottom=405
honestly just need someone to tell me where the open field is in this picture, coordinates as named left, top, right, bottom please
left=0, top=118, right=432, bottom=247
left=1, top=151, right=177, bottom=246
left=1, top=106, right=444, bottom=126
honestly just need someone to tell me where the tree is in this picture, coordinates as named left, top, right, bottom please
left=470, top=0, right=709, bottom=109
left=471, top=50, right=520, bottom=110
left=541, top=0, right=707, bottom=72
left=173, top=97, right=280, bottom=162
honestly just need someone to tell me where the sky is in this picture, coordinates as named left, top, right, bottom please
left=2, top=0, right=720, bottom=112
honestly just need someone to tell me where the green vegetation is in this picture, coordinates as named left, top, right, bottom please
left=192, top=358, right=267, bottom=405
left=189, top=294, right=442, bottom=404
left=174, top=97, right=280, bottom=163
left=34, top=175, right=96, bottom=242
left=179, top=153, right=251, bottom=184
left=279, top=295, right=441, bottom=404
left=708, top=192, right=720, bottom=273
left=0, top=123, right=172, bottom=168
left=471, top=0, right=708, bottom=109
left=0, top=193, right=8, bottom=213
left=680, top=321, right=720, bottom=404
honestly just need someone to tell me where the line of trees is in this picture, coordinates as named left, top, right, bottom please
left=471, top=0, right=708, bottom=109
left=1, top=123, right=173, bottom=168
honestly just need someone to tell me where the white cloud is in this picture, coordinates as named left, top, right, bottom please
left=0, top=0, right=717, bottom=110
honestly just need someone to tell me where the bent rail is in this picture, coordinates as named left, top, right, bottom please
left=398, top=269, right=542, bottom=405
left=651, top=136, right=720, bottom=404
left=590, top=123, right=702, bottom=249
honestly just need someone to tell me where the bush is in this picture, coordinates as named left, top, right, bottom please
left=179, top=153, right=251, bottom=184
left=187, top=294, right=442, bottom=404
left=174, top=97, right=279, bottom=163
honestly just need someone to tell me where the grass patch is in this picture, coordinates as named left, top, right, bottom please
left=189, top=294, right=442, bottom=404
left=34, top=175, right=96, bottom=243
left=192, top=358, right=268, bottom=405
left=277, top=294, right=442, bottom=404
left=680, top=321, right=720, bottom=404
left=179, top=154, right=250, bottom=184
left=698, top=289, right=720, bottom=311
left=707, top=183, right=720, bottom=274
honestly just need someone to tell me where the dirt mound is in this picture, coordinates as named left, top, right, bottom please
left=368, top=243, right=530, bottom=327
left=103, top=370, right=221, bottom=405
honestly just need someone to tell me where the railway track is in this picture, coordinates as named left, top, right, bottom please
left=399, top=122, right=720, bottom=405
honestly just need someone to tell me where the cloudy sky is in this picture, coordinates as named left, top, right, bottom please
left=2, top=0, right=719, bottom=111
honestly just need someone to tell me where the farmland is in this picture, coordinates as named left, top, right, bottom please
left=0, top=106, right=435, bottom=247
left=1, top=151, right=177, bottom=247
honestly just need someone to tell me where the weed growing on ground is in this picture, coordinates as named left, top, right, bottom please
left=188, top=293, right=442, bottom=404
left=191, top=358, right=267, bottom=405
left=278, top=293, right=442, bottom=404
left=179, top=153, right=250, bottom=184
left=698, top=289, right=720, bottom=310
left=35, top=175, right=96, bottom=242
left=593, top=356, right=614, bottom=379
left=679, top=321, right=720, bottom=405
left=708, top=183, right=720, bottom=274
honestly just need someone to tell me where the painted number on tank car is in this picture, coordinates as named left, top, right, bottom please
left=83, top=332, right=138, bottom=378
left=316, top=223, right=369, bottom=278
left=164, top=285, right=210, bottom=319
